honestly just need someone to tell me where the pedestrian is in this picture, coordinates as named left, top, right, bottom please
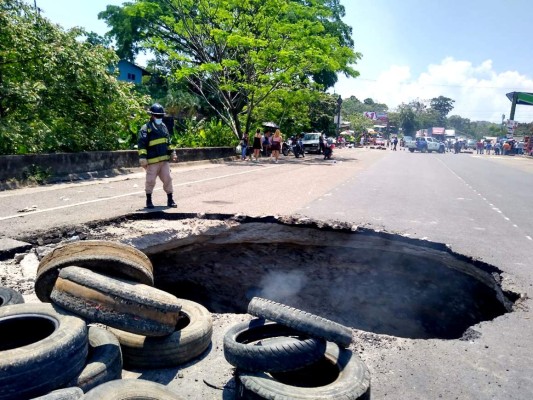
left=454, top=140, right=461, bottom=154
left=494, top=141, right=501, bottom=155
left=486, top=141, right=492, bottom=155
left=503, top=141, right=511, bottom=155
left=476, top=140, right=483, bottom=154
left=319, top=133, right=325, bottom=154
left=392, top=136, right=398, bottom=151
left=252, top=129, right=262, bottom=162
left=262, top=131, right=271, bottom=157
left=271, top=129, right=283, bottom=163
left=240, top=132, right=249, bottom=161
left=138, top=103, right=178, bottom=209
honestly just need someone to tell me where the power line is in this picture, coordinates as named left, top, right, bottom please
left=355, top=78, right=532, bottom=91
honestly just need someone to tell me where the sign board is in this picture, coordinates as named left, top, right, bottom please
left=506, top=119, right=518, bottom=132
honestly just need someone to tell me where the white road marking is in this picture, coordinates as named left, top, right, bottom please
left=437, top=157, right=530, bottom=238
left=0, top=165, right=279, bottom=221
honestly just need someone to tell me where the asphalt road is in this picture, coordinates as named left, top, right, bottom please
left=1, top=147, right=533, bottom=399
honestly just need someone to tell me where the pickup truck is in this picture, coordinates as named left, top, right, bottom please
left=408, top=137, right=445, bottom=153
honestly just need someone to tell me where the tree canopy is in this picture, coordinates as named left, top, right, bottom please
left=99, top=0, right=361, bottom=138
left=0, top=0, right=147, bottom=155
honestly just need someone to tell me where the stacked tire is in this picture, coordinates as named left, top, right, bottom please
left=35, top=240, right=212, bottom=394
left=224, top=297, right=371, bottom=400
left=8, top=241, right=212, bottom=400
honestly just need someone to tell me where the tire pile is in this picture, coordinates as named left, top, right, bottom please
left=0, top=240, right=212, bottom=400
left=223, top=297, right=371, bottom=400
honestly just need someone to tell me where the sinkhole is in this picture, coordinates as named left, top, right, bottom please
left=127, top=215, right=516, bottom=340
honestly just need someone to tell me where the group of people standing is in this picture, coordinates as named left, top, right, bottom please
left=240, top=128, right=283, bottom=163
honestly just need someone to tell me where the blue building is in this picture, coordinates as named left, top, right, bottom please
left=116, top=60, right=150, bottom=84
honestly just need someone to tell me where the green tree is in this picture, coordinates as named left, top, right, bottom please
left=397, top=103, right=418, bottom=135
left=447, top=115, right=473, bottom=137
left=99, top=0, right=360, bottom=139
left=0, top=0, right=148, bottom=155
left=429, top=96, right=455, bottom=126
left=347, top=112, right=373, bottom=135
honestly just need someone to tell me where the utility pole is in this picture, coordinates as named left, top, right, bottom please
left=336, top=95, right=342, bottom=138
left=509, top=92, right=517, bottom=121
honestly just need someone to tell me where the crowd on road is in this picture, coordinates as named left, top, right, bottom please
left=239, top=128, right=286, bottom=163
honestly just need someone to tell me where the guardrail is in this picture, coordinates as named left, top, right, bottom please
left=0, top=147, right=235, bottom=189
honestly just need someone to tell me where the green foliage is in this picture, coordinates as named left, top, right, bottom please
left=347, top=112, right=373, bottom=134
left=100, top=0, right=360, bottom=139
left=22, top=164, right=52, bottom=185
left=429, top=96, right=455, bottom=126
left=397, top=103, right=418, bottom=135
left=0, top=0, right=148, bottom=155
left=341, top=96, right=388, bottom=119
left=173, top=118, right=236, bottom=148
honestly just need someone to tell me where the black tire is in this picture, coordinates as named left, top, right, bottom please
left=0, top=303, right=88, bottom=400
left=409, top=148, right=414, bottom=153
left=247, top=297, right=352, bottom=348
left=35, top=240, right=154, bottom=303
left=82, top=379, right=184, bottom=400
left=109, top=299, right=212, bottom=369
left=30, top=387, right=84, bottom=400
left=224, top=318, right=326, bottom=373
left=50, top=266, right=181, bottom=337
left=282, top=148, right=289, bottom=156
left=0, top=286, right=24, bottom=307
left=68, top=326, right=123, bottom=392
left=236, top=342, right=370, bottom=400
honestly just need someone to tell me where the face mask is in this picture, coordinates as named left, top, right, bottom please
left=154, top=118, right=163, bottom=125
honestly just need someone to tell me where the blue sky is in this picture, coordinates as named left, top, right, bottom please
left=28, top=0, right=533, bottom=123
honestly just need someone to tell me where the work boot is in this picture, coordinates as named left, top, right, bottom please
left=167, top=193, right=177, bottom=208
left=146, top=193, right=154, bottom=209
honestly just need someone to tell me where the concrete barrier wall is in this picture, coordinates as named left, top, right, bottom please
left=0, top=147, right=235, bottom=183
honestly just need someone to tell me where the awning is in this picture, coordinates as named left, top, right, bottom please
left=506, top=92, right=533, bottom=106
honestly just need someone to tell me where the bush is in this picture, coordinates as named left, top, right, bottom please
left=173, top=118, right=237, bottom=148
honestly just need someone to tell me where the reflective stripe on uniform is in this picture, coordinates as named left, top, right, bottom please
left=147, top=155, right=170, bottom=164
left=149, top=138, right=167, bottom=147
left=138, top=149, right=147, bottom=156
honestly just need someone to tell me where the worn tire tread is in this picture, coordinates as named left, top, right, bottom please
left=247, top=297, right=352, bottom=348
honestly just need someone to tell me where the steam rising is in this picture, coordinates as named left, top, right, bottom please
left=256, top=270, right=308, bottom=304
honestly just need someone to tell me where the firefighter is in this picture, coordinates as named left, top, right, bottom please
left=138, top=103, right=178, bottom=209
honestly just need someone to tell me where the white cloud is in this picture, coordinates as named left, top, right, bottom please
left=334, top=57, right=533, bottom=123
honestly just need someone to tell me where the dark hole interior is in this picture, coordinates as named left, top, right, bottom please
left=176, top=312, right=191, bottom=331
left=270, top=356, right=339, bottom=388
left=0, top=315, right=57, bottom=351
left=151, top=228, right=511, bottom=340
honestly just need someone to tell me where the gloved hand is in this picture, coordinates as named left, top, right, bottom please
left=140, top=159, right=148, bottom=169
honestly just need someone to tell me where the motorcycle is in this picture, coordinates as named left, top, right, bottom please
left=292, top=138, right=305, bottom=158
left=323, top=139, right=335, bottom=160
left=282, top=140, right=293, bottom=156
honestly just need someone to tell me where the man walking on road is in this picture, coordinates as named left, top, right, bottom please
left=138, top=103, right=178, bottom=209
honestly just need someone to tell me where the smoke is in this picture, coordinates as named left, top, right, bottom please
left=255, top=270, right=308, bottom=304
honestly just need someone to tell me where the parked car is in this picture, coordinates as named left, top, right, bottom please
left=407, top=137, right=445, bottom=153
left=466, top=139, right=476, bottom=150
left=375, top=136, right=385, bottom=146
left=301, top=132, right=322, bottom=154
left=402, top=136, right=413, bottom=147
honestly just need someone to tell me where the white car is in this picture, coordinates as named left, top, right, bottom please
left=301, top=132, right=322, bottom=154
